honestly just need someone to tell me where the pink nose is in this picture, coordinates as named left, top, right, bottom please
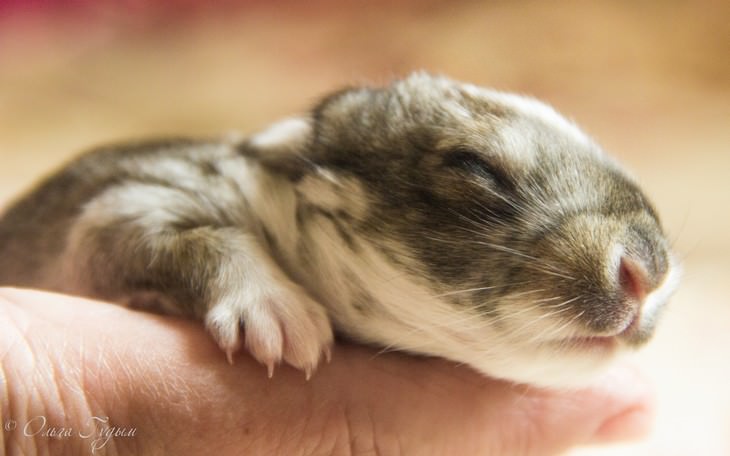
left=619, top=256, right=650, bottom=303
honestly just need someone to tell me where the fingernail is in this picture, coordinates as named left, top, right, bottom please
left=591, top=404, right=654, bottom=444
left=587, top=364, right=655, bottom=444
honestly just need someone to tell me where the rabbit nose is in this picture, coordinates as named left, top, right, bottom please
left=619, top=255, right=650, bottom=305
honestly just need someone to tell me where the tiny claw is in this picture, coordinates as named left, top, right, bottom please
left=267, top=363, right=275, bottom=379
left=226, top=350, right=235, bottom=365
left=304, top=366, right=313, bottom=381
left=324, top=346, right=332, bottom=364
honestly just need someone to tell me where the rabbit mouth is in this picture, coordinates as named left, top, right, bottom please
left=554, top=303, right=649, bottom=355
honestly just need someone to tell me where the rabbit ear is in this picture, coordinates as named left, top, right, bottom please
left=238, top=117, right=315, bottom=181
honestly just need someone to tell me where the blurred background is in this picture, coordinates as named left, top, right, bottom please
left=0, top=1, right=728, bottom=454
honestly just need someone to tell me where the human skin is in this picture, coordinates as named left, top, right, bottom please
left=0, top=288, right=652, bottom=456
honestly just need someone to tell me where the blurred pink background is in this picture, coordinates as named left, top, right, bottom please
left=1, top=2, right=728, bottom=454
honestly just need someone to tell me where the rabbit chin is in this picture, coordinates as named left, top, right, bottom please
left=464, top=341, right=625, bottom=388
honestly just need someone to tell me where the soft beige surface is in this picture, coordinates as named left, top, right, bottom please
left=1, top=1, right=728, bottom=454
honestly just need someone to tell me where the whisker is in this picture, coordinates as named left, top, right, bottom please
left=540, top=309, right=587, bottom=342
left=506, top=302, right=576, bottom=337
left=431, top=284, right=527, bottom=299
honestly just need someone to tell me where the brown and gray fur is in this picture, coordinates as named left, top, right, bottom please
left=0, top=73, right=679, bottom=386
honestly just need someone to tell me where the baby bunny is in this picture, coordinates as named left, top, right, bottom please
left=0, top=73, right=679, bottom=387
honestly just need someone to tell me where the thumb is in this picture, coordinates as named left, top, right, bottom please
left=507, top=365, right=654, bottom=455
left=333, top=350, right=654, bottom=456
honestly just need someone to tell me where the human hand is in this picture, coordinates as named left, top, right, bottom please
left=0, top=288, right=652, bottom=455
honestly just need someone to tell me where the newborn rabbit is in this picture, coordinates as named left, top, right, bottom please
left=0, top=73, right=679, bottom=387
